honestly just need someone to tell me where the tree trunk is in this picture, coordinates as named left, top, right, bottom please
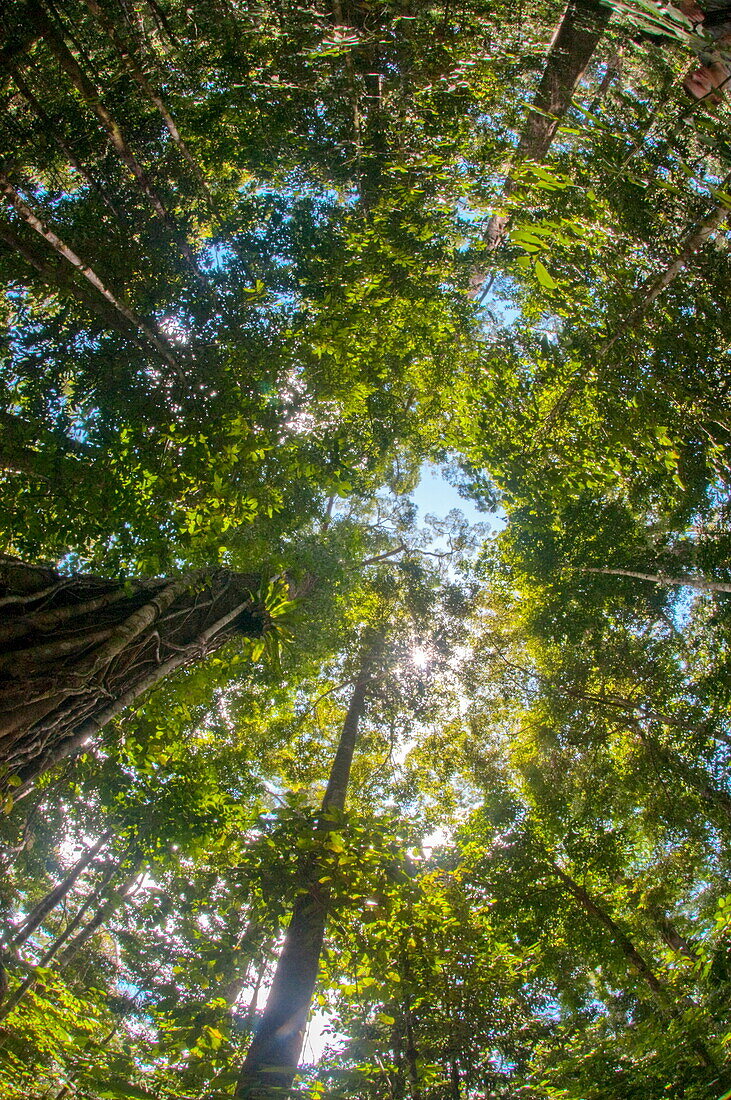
left=0, top=557, right=270, bottom=788
left=449, top=1057, right=461, bottom=1100
left=235, top=640, right=380, bottom=1099
left=600, top=174, right=731, bottom=354
left=0, top=219, right=148, bottom=343
left=6, top=829, right=111, bottom=949
left=57, top=859, right=143, bottom=965
left=582, top=566, right=731, bottom=594
left=0, top=173, right=181, bottom=373
left=0, top=855, right=120, bottom=1021
left=480, top=0, right=611, bottom=261
left=25, top=0, right=205, bottom=283
left=9, top=66, right=127, bottom=226
left=80, top=0, right=217, bottom=215
left=403, top=1003, right=423, bottom=1100
left=550, top=860, right=718, bottom=1070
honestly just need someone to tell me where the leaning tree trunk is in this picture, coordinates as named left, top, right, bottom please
left=550, top=860, right=718, bottom=1071
left=235, top=637, right=381, bottom=1099
left=6, top=829, right=111, bottom=950
left=0, top=557, right=270, bottom=788
left=478, top=0, right=610, bottom=271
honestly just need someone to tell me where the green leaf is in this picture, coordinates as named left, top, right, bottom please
left=534, top=260, right=558, bottom=289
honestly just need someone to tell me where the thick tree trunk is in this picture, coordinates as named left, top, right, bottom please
left=235, top=641, right=380, bottom=1099
left=0, top=558, right=269, bottom=788
left=480, top=0, right=610, bottom=261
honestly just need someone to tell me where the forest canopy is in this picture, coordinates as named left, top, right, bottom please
left=1, top=0, right=731, bottom=1097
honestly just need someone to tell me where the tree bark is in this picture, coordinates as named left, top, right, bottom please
left=80, top=0, right=217, bottom=215
left=235, top=639, right=380, bottom=1099
left=9, top=66, right=127, bottom=226
left=582, top=566, right=731, bottom=594
left=0, top=855, right=119, bottom=1021
left=479, top=0, right=611, bottom=263
left=6, top=829, right=111, bottom=949
left=25, top=0, right=204, bottom=282
left=0, top=173, right=181, bottom=373
left=0, top=557, right=270, bottom=788
left=550, top=860, right=718, bottom=1070
left=600, top=173, right=731, bottom=354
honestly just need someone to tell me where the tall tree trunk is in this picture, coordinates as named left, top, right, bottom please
left=582, top=565, right=731, bottom=594
left=0, top=219, right=148, bottom=344
left=6, top=829, right=111, bottom=949
left=550, top=860, right=718, bottom=1070
left=24, top=0, right=205, bottom=283
left=0, top=855, right=120, bottom=1021
left=449, top=1057, right=461, bottom=1100
left=0, top=558, right=270, bottom=788
left=479, top=0, right=611, bottom=263
left=80, top=0, right=217, bottom=215
left=0, top=173, right=181, bottom=372
left=9, top=66, right=127, bottom=226
left=235, top=639, right=380, bottom=1099
left=403, top=1002, right=423, bottom=1100
left=57, top=859, right=143, bottom=965
left=600, top=174, right=731, bottom=354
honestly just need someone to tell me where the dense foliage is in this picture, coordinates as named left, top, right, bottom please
left=1, top=0, right=731, bottom=1097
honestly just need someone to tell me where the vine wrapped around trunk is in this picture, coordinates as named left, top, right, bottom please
left=0, top=557, right=270, bottom=787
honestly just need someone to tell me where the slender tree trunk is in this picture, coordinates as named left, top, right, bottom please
left=57, top=860, right=143, bottom=965
left=0, top=219, right=148, bottom=344
left=480, top=0, right=611, bottom=262
left=0, top=558, right=270, bottom=788
left=235, top=639, right=380, bottom=1099
left=25, top=0, right=204, bottom=282
left=403, top=1003, right=423, bottom=1100
left=550, top=861, right=666, bottom=997
left=449, top=1057, right=461, bottom=1100
left=8, top=66, right=127, bottom=226
left=80, top=0, right=216, bottom=214
left=632, top=722, right=731, bottom=822
left=582, top=566, right=731, bottom=594
left=0, top=173, right=181, bottom=372
left=6, top=830, right=111, bottom=949
left=600, top=174, right=731, bottom=354
left=550, top=861, right=718, bottom=1070
left=0, top=856, right=119, bottom=1021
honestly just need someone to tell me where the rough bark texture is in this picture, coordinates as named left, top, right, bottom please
left=235, top=643, right=379, bottom=1099
left=0, top=557, right=268, bottom=787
